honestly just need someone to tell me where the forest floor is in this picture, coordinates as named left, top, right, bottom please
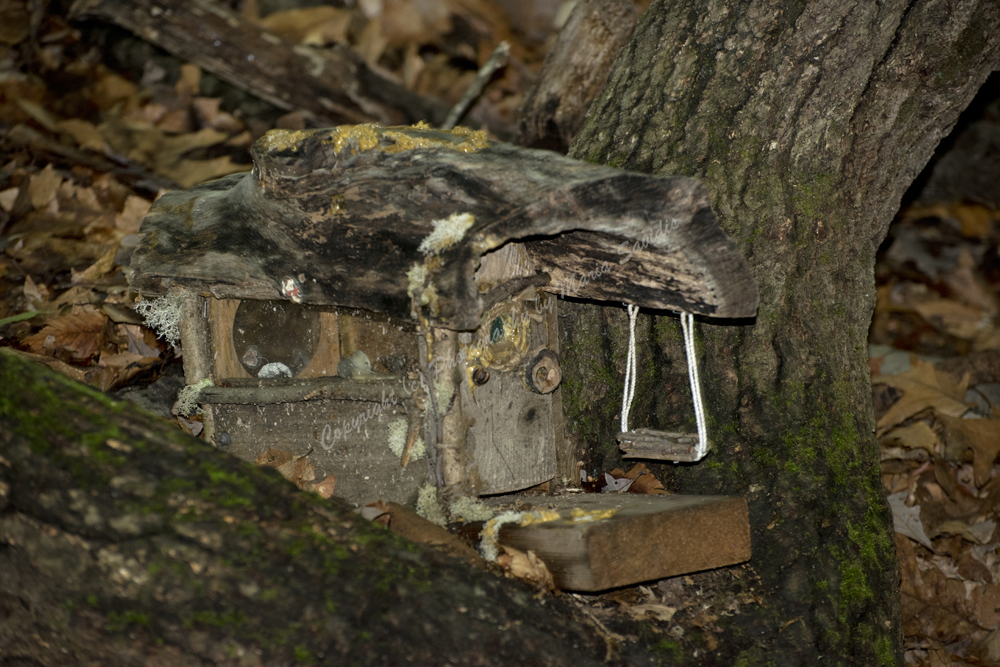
left=1, top=1, right=999, bottom=665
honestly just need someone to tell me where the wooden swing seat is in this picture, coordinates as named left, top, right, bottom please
left=617, top=428, right=706, bottom=462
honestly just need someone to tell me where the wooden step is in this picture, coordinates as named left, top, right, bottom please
left=497, top=493, right=750, bottom=591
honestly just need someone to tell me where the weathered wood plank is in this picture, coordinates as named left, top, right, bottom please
left=197, top=376, right=413, bottom=405
left=497, top=494, right=750, bottom=591
left=128, top=124, right=759, bottom=330
left=464, top=371, right=556, bottom=494
left=213, top=398, right=426, bottom=505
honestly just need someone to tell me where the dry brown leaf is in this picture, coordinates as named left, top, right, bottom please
left=0, top=0, right=30, bottom=46
left=92, top=73, right=140, bottom=112
left=497, top=544, right=555, bottom=591
left=87, top=354, right=160, bottom=392
left=22, top=274, right=50, bottom=309
left=160, top=156, right=249, bottom=189
left=0, top=187, right=18, bottom=212
left=191, top=97, right=244, bottom=134
left=256, top=447, right=330, bottom=490
left=58, top=118, right=109, bottom=153
left=153, top=126, right=228, bottom=168
left=28, top=164, right=61, bottom=209
left=115, top=195, right=151, bottom=233
left=376, top=501, right=485, bottom=567
left=255, top=448, right=294, bottom=468
left=912, top=298, right=990, bottom=340
left=257, top=6, right=352, bottom=45
left=175, top=63, right=200, bottom=99
left=881, top=422, right=939, bottom=452
left=23, top=307, right=106, bottom=361
left=277, top=455, right=315, bottom=486
left=304, top=475, right=337, bottom=499
left=356, top=17, right=389, bottom=67
left=626, top=603, right=677, bottom=622
left=70, top=246, right=118, bottom=284
left=872, top=357, right=970, bottom=435
left=622, top=463, right=668, bottom=495
left=939, top=415, right=1000, bottom=487
left=156, top=108, right=192, bottom=134
left=381, top=0, right=451, bottom=46
left=943, top=249, right=998, bottom=316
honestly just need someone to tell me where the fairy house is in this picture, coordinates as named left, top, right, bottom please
left=128, top=123, right=758, bottom=589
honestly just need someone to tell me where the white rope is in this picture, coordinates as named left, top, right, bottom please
left=621, top=304, right=639, bottom=433
left=681, top=312, right=709, bottom=459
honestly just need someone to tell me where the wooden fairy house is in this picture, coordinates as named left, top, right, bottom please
left=128, top=123, right=758, bottom=587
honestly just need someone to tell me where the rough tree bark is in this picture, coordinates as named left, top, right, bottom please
left=562, top=0, right=1000, bottom=664
left=0, top=350, right=616, bottom=666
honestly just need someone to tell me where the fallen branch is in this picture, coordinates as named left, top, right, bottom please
left=69, top=0, right=450, bottom=127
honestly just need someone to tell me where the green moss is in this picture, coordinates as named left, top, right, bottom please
left=791, top=173, right=836, bottom=219
left=294, top=645, right=315, bottom=665
left=106, top=610, right=150, bottom=632
left=182, top=609, right=246, bottom=629
left=160, top=478, right=196, bottom=494
left=875, top=635, right=894, bottom=667
left=650, top=639, right=684, bottom=663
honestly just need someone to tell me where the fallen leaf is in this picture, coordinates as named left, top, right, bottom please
left=912, top=298, right=990, bottom=340
left=881, top=422, right=939, bottom=452
left=255, top=448, right=294, bottom=468
left=622, top=463, right=668, bottom=494
left=58, top=118, right=109, bottom=153
left=23, top=307, right=107, bottom=361
left=304, top=474, right=337, bottom=499
left=873, top=357, right=970, bottom=434
left=938, top=416, right=1000, bottom=487
left=497, top=544, right=555, bottom=591
left=70, top=246, right=118, bottom=284
left=601, top=471, right=634, bottom=493
left=115, top=195, right=151, bottom=233
left=887, top=491, right=934, bottom=550
left=932, top=518, right=996, bottom=545
left=381, top=501, right=485, bottom=568
left=27, top=163, right=61, bottom=209
left=626, top=603, right=677, bottom=622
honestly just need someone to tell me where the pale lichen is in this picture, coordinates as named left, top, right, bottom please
left=415, top=484, right=447, bottom=526
left=175, top=378, right=213, bottom=417
left=387, top=419, right=425, bottom=461
left=133, top=295, right=183, bottom=347
left=418, top=212, right=475, bottom=256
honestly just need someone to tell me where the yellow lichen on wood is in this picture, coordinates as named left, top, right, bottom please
left=382, top=125, right=489, bottom=154
left=569, top=508, right=616, bottom=523
left=324, top=123, right=381, bottom=155
left=255, top=128, right=323, bottom=152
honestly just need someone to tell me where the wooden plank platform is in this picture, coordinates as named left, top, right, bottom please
left=497, top=494, right=750, bottom=591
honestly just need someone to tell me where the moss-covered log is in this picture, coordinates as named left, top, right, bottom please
left=0, top=350, right=612, bottom=666
left=562, top=0, right=1000, bottom=664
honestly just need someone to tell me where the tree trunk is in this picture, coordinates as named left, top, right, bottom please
left=0, top=350, right=614, bottom=666
left=564, top=0, right=1000, bottom=664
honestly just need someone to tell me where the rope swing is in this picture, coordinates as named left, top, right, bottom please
left=620, top=305, right=709, bottom=462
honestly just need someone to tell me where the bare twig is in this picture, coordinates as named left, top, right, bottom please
left=442, top=41, right=510, bottom=130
